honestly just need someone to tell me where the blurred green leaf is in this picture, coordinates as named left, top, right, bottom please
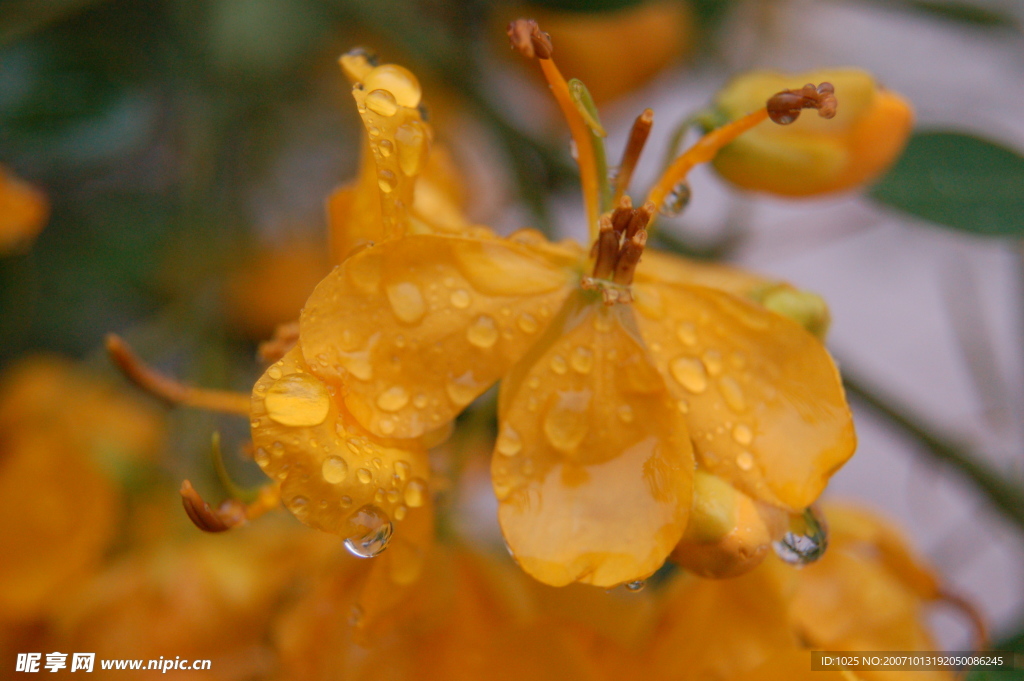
left=871, top=131, right=1024, bottom=237
left=901, top=1, right=1018, bottom=29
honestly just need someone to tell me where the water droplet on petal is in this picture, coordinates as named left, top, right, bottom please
left=676, top=322, right=697, bottom=346
left=377, top=168, right=397, bottom=193
left=736, top=451, right=754, bottom=471
left=570, top=346, right=594, bottom=374
left=254, top=447, right=270, bottom=467
left=363, top=64, right=422, bottom=108
left=343, top=504, right=393, bottom=558
left=543, top=390, right=591, bottom=453
left=356, top=468, right=373, bottom=484
left=386, top=281, right=426, bottom=324
left=617, top=404, right=634, bottom=423
left=393, top=504, right=407, bottom=520
left=377, top=138, right=393, bottom=158
left=395, top=121, right=428, bottom=177
left=403, top=477, right=428, bottom=507
left=625, top=580, right=646, bottom=592
left=267, top=366, right=283, bottom=380
left=467, top=314, right=499, bottom=348
left=265, top=374, right=331, bottom=427
left=365, top=88, right=399, bottom=116
left=496, top=424, right=522, bottom=456
left=773, top=507, right=828, bottom=566
left=376, top=385, right=410, bottom=412
left=413, top=393, right=428, bottom=409
left=732, top=424, right=753, bottom=446
left=719, top=376, right=747, bottom=412
left=669, top=357, right=708, bottom=394
left=394, top=460, right=411, bottom=480
left=702, top=349, right=723, bottom=376
left=550, top=355, right=568, bottom=375
left=659, top=182, right=691, bottom=217
left=446, top=370, right=482, bottom=406
left=322, top=456, right=349, bottom=484
left=450, top=289, right=471, bottom=309
left=517, top=312, right=539, bottom=334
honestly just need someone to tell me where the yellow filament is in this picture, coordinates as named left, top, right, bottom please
left=539, top=58, right=601, bottom=240
left=647, top=109, right=769, bottom=209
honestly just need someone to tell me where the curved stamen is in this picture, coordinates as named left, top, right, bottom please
left=508, top=19, right=603, bottom=240
left=613, top=109, right=654, bottom=203
left=647, top=82, right=838, bottom=211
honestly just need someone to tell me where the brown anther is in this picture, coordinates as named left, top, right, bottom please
left=624, top=200, right=655, bottom=240
left=610, top=195, right=634, bottom=235
left=766, top=81, right=838, bottom=125
left=612, top=230, right=647, bottom=287
left=107, top=334, right=251, bottom=414
left=591, top=214, right=619, bottom=280
left=258, top=320, right=299, bottom=364
left=180, top=480, right=247, bottom=533
left=613, top=108, right=654, bottom=202
left=507, top=19, right=553, bottom=60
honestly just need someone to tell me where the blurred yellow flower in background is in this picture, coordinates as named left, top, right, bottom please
left=0, top=165, right=48, bottom=254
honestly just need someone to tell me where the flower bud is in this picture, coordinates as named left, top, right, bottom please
left=750, top=283, right=832, bottom=340
left=710, top=69, right=913, bottom=196
left=671, top=470, right=786, bottom=578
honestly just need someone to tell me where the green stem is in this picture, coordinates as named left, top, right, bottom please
left=842, top=372, right=1024, bottom=533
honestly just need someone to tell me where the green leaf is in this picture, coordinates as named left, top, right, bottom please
left=871, top=131, right=1024, bottom=237
left=902, top=1, right=1018, bottom=29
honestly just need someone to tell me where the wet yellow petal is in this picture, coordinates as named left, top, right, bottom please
left=635, top=249, right=777, bottom=297
left=300, top=234, right=576, bottom=439
left=495, top=294, right=692, bottom=587
left=633, top=282, right=855, bottom=510
left=250, top=345, right=430, bottom=542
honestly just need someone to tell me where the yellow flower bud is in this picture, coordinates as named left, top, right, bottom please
left=750, top=283, right=832, bottom=340
left=671, top=470, right=786, bottom=578
left=710, top=69, right=913, bottom=196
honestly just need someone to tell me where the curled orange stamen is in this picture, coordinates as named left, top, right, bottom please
left=508, top=18, right=601, bottom=238
left=180, top=479, right=281, bottom=533
left=647, top=82, right=838, bottom=210
left=106, top=334, right=250, bottom=415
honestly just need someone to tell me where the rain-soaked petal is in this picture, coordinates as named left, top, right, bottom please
left=300, top=233, right=577, bottom=439
left=494, top=293, right=692, bottom=588
left=250, top=345, right=430, bottom=550
left=632, top=282, right=855, bottom=511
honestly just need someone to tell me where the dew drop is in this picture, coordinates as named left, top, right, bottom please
left=467, top=315, right=499, bottom=348
left=386, top=488, right=400, bottom=504
left=446, top=370, right=482, bottom=406
left=365, top=88, right=399, bottom=116
left=394, top=460, right=411, bottom=480
left=702, top=349, right=723, bottom=376
left=550, top=355, right=568, bottom=375
left=377, top=138, right=393, bottom=158
left=736, top=451, right=754, bottom=471
left=517, top=312, right=539, bottom=334
left=341, top=495, right=354, bottom=508
left=669, top=357, right=708, bottom=394
left=543, top=390, right=591, bottom=452
left=732, top=424, right=753, bottom=446
left=676, top=322, right=697, bottom=346
left=659, top=182, right=691, bottom=218
left=265, top=374, right=331, bottom=427
left=625, top=579, right=646, bottom=592
left=267, top=366, right=283, bottom=380
left=386, top=281, right=426, bottom=324
left=356, top=468, right=373, bottom=484
left=719, top=376, right=747, bottom=412
left=376, top=385, right=410, bottom=412
left=772, top=507, right=828, bottom=566
left=254, top=447, right=270, bottom=467
left=343, top=504, right=394, bottom=558
left=570, top=346, right=594, bottom=374
left=363, top=64, right=422, bottom=108
left=288, top=495, right=308, bottom=512
left=393, top=504, right=408, bottom=521
left=413, top=393, right=428, bottom=409
left=377, top=168, right=398, bottom=193
left=617, top=404, right=634, bottom=423
left=496, top=425, right=522, bottom=457
left=395, top=120, right=428, bottom=177
left=450, top=289, right=471, bottom=309
left=322, top=456, right=349, bottom=484
left=404, top=478, right=428, bottom=508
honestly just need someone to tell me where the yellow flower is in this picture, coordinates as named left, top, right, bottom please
left=0, top=357, right=164, bottom=621
left=498, top=0, right=693, bottom=104
left=710, top=69, right=914, bottom=196
left=0, top=165, right=48, bottom=254
left=282, top=24, right=857, bottom=588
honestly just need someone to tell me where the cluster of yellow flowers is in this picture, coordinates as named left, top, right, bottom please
left=240, top=18, right=919, bottom=594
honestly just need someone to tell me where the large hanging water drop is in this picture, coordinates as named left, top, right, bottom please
left=658, top=182, right=691, bottom=218
left=625, top=579, right=647, bottom=592
left=343, top=504, right=394, bottom=558
left=772, top=506, right=828, bottom=566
